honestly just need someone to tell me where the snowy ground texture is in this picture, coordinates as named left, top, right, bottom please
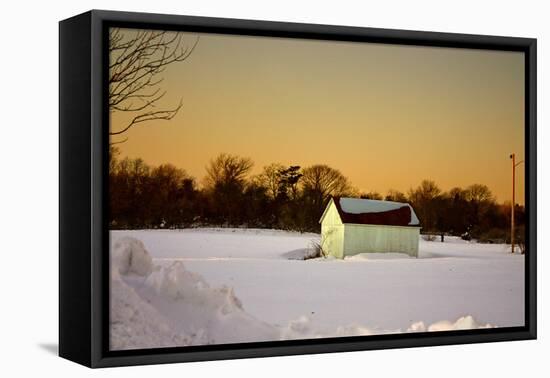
left=110, top=228, right=524, bottom=350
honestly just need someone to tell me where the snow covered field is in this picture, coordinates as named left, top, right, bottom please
left=110, top=228, right=524, bottom=350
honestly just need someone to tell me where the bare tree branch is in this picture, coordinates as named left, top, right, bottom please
left=110, top=100, right=183, bottom=136
left=108, top=28, right=199, bottom=142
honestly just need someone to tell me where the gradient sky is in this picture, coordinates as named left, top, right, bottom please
left=111, top=29, right=525, bottom=204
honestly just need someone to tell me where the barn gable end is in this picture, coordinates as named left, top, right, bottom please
left=319, top=198, right=343, bottom=226
left=319, top=199, right=345, bottom=259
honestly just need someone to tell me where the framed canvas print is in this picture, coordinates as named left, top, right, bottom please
left=59, top=10, right=537, bottom=368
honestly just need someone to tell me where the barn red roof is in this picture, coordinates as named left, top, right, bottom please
left=326, top=197, right=420, bottom=227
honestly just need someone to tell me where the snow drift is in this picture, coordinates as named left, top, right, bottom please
left=110, top=236, right=494, bottom=350
left=112, top=236, right=153, bottom=276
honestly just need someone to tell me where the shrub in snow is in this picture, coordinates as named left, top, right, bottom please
left=304, top=241, right=326, bottom=260
left=282, top=240, right=325, bottom=260
left=112, top=237, right=153, bottom=276
left=461, top=232, right=472, bottom=241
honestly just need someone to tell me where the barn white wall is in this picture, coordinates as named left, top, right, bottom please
left=343, top=224, right=420, bottom=257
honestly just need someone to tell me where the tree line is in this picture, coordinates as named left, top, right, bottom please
left=109, top=149, right=525, bottom=243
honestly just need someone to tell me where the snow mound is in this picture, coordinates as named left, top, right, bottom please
left=111, top=242, right=278, bottom=349
left=403, top=316, right=493, bottom=333
left=140, top=261, right=278, bottom=345
left=110, top=269, right=190, bottom=350
left=281, top=315, right=316, bottom=339
left=428, top=315, right=492, bottom=331
left=145, top=261, right=247, bottom=318
left=112, top=237, right=153, bottom=276
left=407, top=321, right=427, bottom=332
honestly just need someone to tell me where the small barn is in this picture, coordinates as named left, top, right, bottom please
left=319, top=197, right=421, bottom=258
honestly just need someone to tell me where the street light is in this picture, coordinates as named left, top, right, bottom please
left=509, top=153, right=524, bottom=253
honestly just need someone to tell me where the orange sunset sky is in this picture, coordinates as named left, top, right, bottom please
left=110, top=29, right=525, bottom=204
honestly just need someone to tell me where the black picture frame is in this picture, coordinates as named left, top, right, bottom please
left=59, top=9, right=537, bottom=368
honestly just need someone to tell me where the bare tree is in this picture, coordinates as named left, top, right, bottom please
left=464, top=184, right=495, bottom=229
left=109, top=28, right=199, bottom=143
left=302, top=165, right=355, bottom=204
left=253, top=163, right=286, bottom=200
left=408, top=180, right=442, bottom=231
left=464, top=184, right=494, bottom=204
left=203, top=154, right=254, bottom=225
left=204, top=153, right=254, bottom=189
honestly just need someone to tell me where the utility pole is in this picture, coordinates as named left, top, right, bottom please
left=509, top=153, right=524, bottom=254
